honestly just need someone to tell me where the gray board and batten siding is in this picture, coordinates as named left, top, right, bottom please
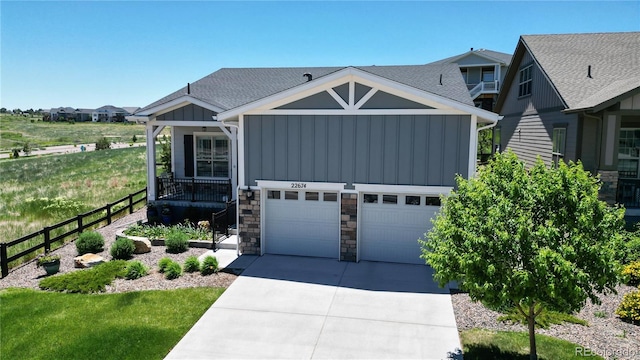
left=244, top=114, right=471, bottom=189
left=156, top=104, right=217, bottom=121
left=498, top=50, right=578, bottom=167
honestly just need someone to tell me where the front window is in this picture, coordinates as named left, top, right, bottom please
left=618, top=129, right=640, bottom=178
left=195, top=135, right=229, bottom=177
left=552, top=127, right=566, bottom=165
left=518, top=64, right=533, bottom=97
left=482, top=67, right=494, bottom=82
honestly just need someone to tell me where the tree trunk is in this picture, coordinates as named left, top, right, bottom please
left=528, top=304, right=537, bottom=360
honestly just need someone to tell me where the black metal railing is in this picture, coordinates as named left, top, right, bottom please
left=157, top=177, right=232, bottom=203
left=617, top=178, right=640, bottom=208
left=212, top=200, right=237, bottom=249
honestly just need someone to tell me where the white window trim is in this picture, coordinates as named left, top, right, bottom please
left=193, top=132, right=230, bottom=179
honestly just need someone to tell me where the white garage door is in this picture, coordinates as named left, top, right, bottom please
left=360, top=193, right=440, bottom=264
left=264, top=190, right=340, bottom=258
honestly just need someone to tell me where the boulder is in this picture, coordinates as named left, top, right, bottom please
left=132, top=238, right=152, bottom=254
left=74, top=253, right=105, bottom=268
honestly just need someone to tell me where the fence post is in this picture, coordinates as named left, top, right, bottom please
left=191, top=178, right=196, bottom=202
left=77, top=215, right=84, bottom=235
left=1, top=243, right=8, bottom=278
left=129, top=194, right=134, bottom=214
left=44, top=227, right=51, bottom=253
left=106, top=203, right=112, bottom=225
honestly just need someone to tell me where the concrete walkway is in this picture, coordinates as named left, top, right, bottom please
left=165, top=255, right=462, bottom=360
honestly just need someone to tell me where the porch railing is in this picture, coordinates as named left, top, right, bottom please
left=617, top=178, right=640, bottom=208
left=157, top=177, right=232, bottom=203
left=468, top=81, right=500, bottom=99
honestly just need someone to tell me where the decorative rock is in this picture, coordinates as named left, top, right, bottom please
left=132, top=238, right=152, bottom=254
left=74, top=253, right=105, bottom=268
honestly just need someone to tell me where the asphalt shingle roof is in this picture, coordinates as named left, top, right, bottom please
left=521, top=32, right=640, bottom=110
left=427, top=49, right=513, bottom=66
left=137, top=63, right=473, bottom=114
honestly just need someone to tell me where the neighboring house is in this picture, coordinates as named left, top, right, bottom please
left=494, top=32, right=640, bottom=214
left=429, top=48, right=512, bottom=111
left=48, top=107, right=93, bottom=121
left=92, top=105, right=130, bottom=122
left=133, top=64, right=500, bottom=264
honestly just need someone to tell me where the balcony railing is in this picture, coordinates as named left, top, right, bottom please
left=617, top=178, right=640, bottom=208
left=468, top=81, right=500, bottom=99
left=157, top=176, right=232, bottom=203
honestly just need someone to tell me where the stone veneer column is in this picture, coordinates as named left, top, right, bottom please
left=238, top=189, right=261, bottom=254
left=598, top=170, right=618, bottom=205
left=340, top=193, right=357, bottom=262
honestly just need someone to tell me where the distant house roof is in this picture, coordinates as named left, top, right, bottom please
left=428, top=49, right=513, bottom=66
left=95, top=105, right=127, bottom=113
left=137, top=64, right=475, bottom=114
left=122, top=107, right=140, bottom=114
left=496, top=32, right=640, bottom=113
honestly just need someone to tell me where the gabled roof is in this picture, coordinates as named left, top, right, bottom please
left=427, top=49, right=513, bottom=66
left=496, top=32, right=640, bottom=112
left=137, top=63, right=475, bottom=114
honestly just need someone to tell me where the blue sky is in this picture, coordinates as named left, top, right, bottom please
left=1, top=1, right=639, bottom=110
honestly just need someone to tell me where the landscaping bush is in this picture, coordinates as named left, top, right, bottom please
left=624, top=236, right=640, bottom=264
left=616, top=289, right=640, bottom=324
left=110, top=237, right=135, bottom=260
left=184, top=256, right=200, bottom=273
left=39, top=260, right=127, bottom=293
left=165, top=229, right=189, bottom=253
left=200, top=255, right=219, bottom=276
left=164, top=261, right=182, bottom=280
left=76, top=231, right=105, bottom=255
left=622, top=261, right=640, bottom=286
left=95, top=136, right=111, bottom=150
left=125, top=260, right=149, bottom=280
left=158, top=257, right=172, bottom=273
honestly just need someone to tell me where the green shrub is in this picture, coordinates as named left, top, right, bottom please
left=164, top=261, right=182, bottom=280
left=110, top=237, right=135, bottom=260
left=622, top=261, right=640, bottom=286
left=76, top=231, right=105, bottom=255
left=616, top=289, right=640, bottom=324
left=625, top=236, right=640, bottom=264
left=96, top=137, right=111, bottom=150
left=39, top=260, right=128, bottom=293
left=125, top=260, right=148, bottom=280
left=184, top=256, right=200, bottom=273
left=200, top=255, right=219, bottom=276
left=158, top=257, right=172, bottom=273
left=165, top=229, right=189, bottom=253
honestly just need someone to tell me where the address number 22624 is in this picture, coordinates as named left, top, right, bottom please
left=291, top=183, right=307, bottom=189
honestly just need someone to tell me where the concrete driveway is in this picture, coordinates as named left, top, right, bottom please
left=165, top=255, right=462, bottom=360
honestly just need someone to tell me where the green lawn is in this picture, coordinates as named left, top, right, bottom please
left=0, top=114, right=147, bottom=151
left=460, top=328, right=604, bottom=360
left=0, top=147, right=148, bottom=265
left=0, top=287, right=224, bottom=360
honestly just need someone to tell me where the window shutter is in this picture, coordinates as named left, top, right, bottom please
left=184, top=135, right=194, bottom=177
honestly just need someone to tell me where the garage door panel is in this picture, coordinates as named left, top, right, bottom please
left=360, top=196, right=439, bottom=265
left=265, top=192, right=339, bottom=258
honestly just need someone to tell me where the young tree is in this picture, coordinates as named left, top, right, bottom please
left=421, top=150, right=624, bottom=360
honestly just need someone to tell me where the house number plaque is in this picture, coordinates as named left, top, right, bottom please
left=291, top=182, right=307, bottom=189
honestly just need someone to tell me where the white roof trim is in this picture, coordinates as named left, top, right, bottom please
left=217, top=67, right=500, bottom=123
left=448, top=50, right=508, bottom=65
left=136, top=95, right=226, bottom=117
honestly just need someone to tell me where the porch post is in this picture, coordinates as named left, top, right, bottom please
left=146, top=125, right=157, bottom=201
left=231, top=126, right=238, bottom=200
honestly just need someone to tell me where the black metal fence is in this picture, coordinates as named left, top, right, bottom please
left=0, top=188, right=147, bottom=277
left=157, top=177, right=232, bottom=203
left=617, top=178, right=640, bottom=208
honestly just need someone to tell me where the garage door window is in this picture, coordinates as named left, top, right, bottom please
left=305, top=192, right=319, bottom=201
left=425, top=197, right=441, bottom=206
left=363, top=194, right=378, bottom=203
left=383, top=195, right=398, bottom=204
left=268, top=190, right=281, bottom=199
left=324, top=192, right=338, bottom=201
left=406, top=196, right=420, bottom=205
left=285, top=191, right=298, bottom=200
